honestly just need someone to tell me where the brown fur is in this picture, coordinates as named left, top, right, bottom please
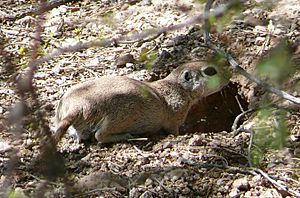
left=54, top=61, right=229, bottom=144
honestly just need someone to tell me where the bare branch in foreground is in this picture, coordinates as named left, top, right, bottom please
left=203, top=0, right=300, bottom=104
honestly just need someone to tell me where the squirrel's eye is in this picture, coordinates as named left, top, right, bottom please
left=203, top=67, right=217, bottom=76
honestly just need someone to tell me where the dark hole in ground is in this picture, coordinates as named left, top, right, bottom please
left=180, top=82, right=249, bottom=134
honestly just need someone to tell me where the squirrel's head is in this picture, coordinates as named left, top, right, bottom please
left=172, top=61, right=230, bottom=98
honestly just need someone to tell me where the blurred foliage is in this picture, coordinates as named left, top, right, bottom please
left=96, top=29, right=106, bottom=40
left=195, top=0, right=207, bottom=4
left=137, top=47, right=158, bottom=70
left=257, top=41, right=294, bottom=85
left=209, top=4, right=241, bottom=33
left=73, top=27, right=83, bottom=40
left=6, top=188, right=27, bottom=198
left=139, top=84, right=152, bottom=98
left=19, top=47, right=29, bottom=69
left=196, top=0, right=242, bottom=33
left=251, top=107, right=288, bottom=167
left=18, top=44, right=45, bottom=69
left=101, top=10, right=116, bottom=27
left=208, top=53, right=232, bottom=79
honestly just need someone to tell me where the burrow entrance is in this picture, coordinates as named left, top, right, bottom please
left=180, top=82, right=249, bottom=134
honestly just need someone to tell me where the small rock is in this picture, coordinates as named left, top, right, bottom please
left=121, top=3, right=129, bottom=10
left=0, top=140, right=11, bottom=152
left=52, top=66, right=62, bottom=74
left=255, top=37, right=266, bottom=45
left=188, top=134, right=205, bottom=146
left=254, top=25, right=267, bottom=36
left=87, top=57, right=100, bottom=67
left=229, top=189, right=240, bottom=198
left=142, top=0, right=152, bottom=6
left=115, top=54, right=135, bottom=68
left=126, top=62, right=134, bottom=68
left=273, top=26, right=285, bottom=35
left=163, top=141, right=174, bottom=149
left=129, top=187, right=139, bottom=198
left=140, top=191, right=153, bottom=198
left=24, top=138, right=33, bottom=148
left=260, top=189, right=280, bottom=198
left=251, top=174, right=261, bottom=185
left=244, top=191, right=253, bottom=197
left=232, top=177, right=250, bottom=191
left=166, top=168, right=187, bottom=181
left=158, top=50, right=171, bottom=60
left=144, top=178, right=153, bottom=186
left=76, top=171, right=128, bottom=192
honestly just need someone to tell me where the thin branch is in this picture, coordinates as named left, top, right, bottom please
left=118, top=31, right=165, bottom=44
left=231, top=109, right=255, bottom=132
left=227, top=55, right=300, bottom=104
left=203, top=0, right=300, bottom=104
left=252, top=168, right=300, bottom=197
left=29, top=0, right=240, bottom=69
left=24, top=0, right=52, bottom=140
left=236, top=128, right=254, bottom=167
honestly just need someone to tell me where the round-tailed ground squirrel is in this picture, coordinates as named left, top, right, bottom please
left=54, top=61, right=229, bottom=144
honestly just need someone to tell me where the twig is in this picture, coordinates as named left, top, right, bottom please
left=203, top=0, right=300, bottom=105
left=118, top=31, right=165, bottom=44
left=252, top=168, right=300, bottom=197
left=236, top=128, right=254, bottom=167
left=133, top=145, right=148, bottom=158
left=231, top=109, right=255, bottom=132
left=180, top=157, right=228, bottom=170
left=23, top=0, right=52, bottom=140
left=235, top=95, right=245, bottom=112
left=180, top=157, right=257, bottom=175
left=211, top=146, right=248, bottom=161
left=152, top=177, right=174, bottom=195
left=128, top=137, right=149, bottom=141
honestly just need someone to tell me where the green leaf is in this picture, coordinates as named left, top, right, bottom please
left=139, top=85, right=152, bottom=98
left=137, top=48, right=158, bottom=70
left=251, top=107, right=288, bottom=166
left=257, top=41, right=294, bottom=84
left=194, top=0, right=207, bottom=4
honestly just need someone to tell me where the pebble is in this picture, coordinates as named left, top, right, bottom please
left=0, top=140, right=11, bottom=152
left=232, top=177, right=250, bottom=191
left=115, top=54, right=135, bottom=68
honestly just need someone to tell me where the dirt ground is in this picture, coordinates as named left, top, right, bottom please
left=0, top=0, right=300, bottom=197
